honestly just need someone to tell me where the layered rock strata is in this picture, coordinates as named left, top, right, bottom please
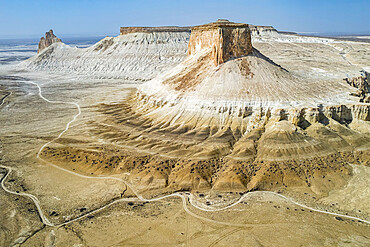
left=187, top=19, right=253, bottom=66
left=38, top=29, right=62, bottom=53
left=119, top=24, right=277, bottom=37
left=345, top=70, right=370, bottom=102
left=129, top=20, right=369, bottom=192
left=249, top=25, right=279, bottom=36
left=40, top=20, right=370, bottom=195
left=24, top=31, right=190, bottom=80
left=120, top=26, right=191, bottom=35
left=24, top=22, right=352, bottom=81
left=41, top=98, right=369, bottom=195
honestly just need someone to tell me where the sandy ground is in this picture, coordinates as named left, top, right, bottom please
left=0, top=38, right=370, bottom=246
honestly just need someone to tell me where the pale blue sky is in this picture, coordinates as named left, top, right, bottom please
left=0, top=0, right=369, bottom=38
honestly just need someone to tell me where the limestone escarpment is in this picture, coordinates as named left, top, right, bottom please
left=249, top=25, right=278, bottom=37
left=38, top=29, right=62, bottom=53
left=120, top=26, right=191, bottom=35
left=345, top=70, right=370, bottom=102
left=135, top=20, right=367, bottom=116
left=23, top=22, right=352, bottom=82
left=119, top=24, right=276, bottom=38
left=38, top=20, right=370, bottom=196
left=23, top=31, right=190, bottom=81
left=128, top=20, right=370, bottom=192
left=40, top=98, right=369, bottom=195
left=187, top=19, right=253, bottom=66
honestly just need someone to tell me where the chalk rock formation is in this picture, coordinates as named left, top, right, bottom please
left=187, top=19, right=253, bottom=66
left=38, top=29, right=62, bottom=53
left=23, top=30, right=189, bottom=81
left=249, top=25, right=278, bottom=37
left=120, top=26, right=191, bottom=35
left=40, top=20, right=370, bottom=195
left=23, top=22, right=347, bottom=81
left=137, top=20, right=355, bottom=109
left=345, top=70, right=370, bottom=102
left=115, top=20, right=369, bottom=193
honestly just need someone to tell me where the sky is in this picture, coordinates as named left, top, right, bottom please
left=0, top=0, right=369, bottom=39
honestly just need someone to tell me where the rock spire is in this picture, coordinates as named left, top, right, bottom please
left=38, top=29, right=62, bottom=53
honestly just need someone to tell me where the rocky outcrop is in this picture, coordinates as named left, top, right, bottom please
left=40, top=98, right=369, bottom=195
left=30, top=20, right=370, bottom=196
left=107, top=20, right=369, bottom=193
left=249, top=25, right=278, bottom=37
left=24, top=23, right=339, bottom=81
left=38, top=29, right=62, bottom=53
left=120, top=24, right=278, bottom=39
left=120, top=26, right=191, bottom=35
left=24, top=31, right=189, bottom=81
left=345, top=70, right=370, bottom=102
left=187, top=19, right=253, bottom=66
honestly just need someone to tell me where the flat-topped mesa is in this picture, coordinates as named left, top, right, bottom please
left=120, top=26, right=191, bottom=35
left=38, top=29, right=62, bottom=53
left=188, top=19, right=253, bottom=66
left=249, top=25, right=278, bottom=36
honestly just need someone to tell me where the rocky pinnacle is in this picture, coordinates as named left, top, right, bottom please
left=38, top=29, right=62, bottom=53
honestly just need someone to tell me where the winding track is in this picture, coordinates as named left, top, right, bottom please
left=326, top=43, right=354, bottom=66
left=0, top=91, right=12, bottom=107
left=0, top=80, right=369, bottom=231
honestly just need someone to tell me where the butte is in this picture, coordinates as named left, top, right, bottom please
left=43, top=20, right=370, bottom=195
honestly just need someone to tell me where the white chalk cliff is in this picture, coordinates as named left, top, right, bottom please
left=22, top=30, right=190, bottom=81
left=21, top=23, right=351, bottom=81
left=113, top=20, right=369, bottom=192
left=34, top=20, right=370, bottom=193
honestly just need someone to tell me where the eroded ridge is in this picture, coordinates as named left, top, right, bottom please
left=39, top=20, right=370, bottom=195
left=2, top=79, right=367, bottom=233
left=40, top=95, right=369, bottom=195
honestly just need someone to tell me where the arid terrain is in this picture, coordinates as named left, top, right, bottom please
left=0, top=21, right=369, bottom=246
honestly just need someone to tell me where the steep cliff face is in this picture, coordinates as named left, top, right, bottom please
left=23, top=31, right=190, bottom=81
left=138, top=20, right=353, bottom=108
left=109, top=20, right=369, bottom=193
left=120, top=26, right=191, bottom=35
left=29, top=21, right=370, bottom=195
left=249, top=25, right=278, bottom=37
left=187, top=19, right=253, bottom=66
left=345, top=71, right=370, bottom=102
left=23, top=22, right=351, bottom=82
left=38, top=29, right=62, bottom=53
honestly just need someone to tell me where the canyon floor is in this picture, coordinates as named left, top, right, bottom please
left=0, top=38, right=370, bottom=246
